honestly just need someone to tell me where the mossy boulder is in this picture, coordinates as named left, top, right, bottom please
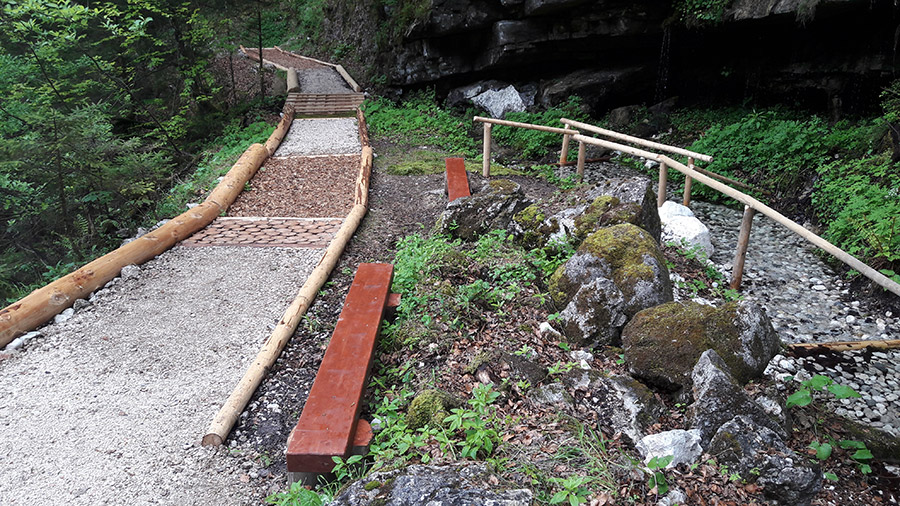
left=549, top=223, right=672, bottom=346
left=572, top=196, right=645, bottom=239
left=587, top=176, right=661, bottom=242
left=622, top=300, right=781, bottom=392
left=435, top=179, right=530, bottom=241
left=509, top=204, right=560, bottom=249
left=406, top=389, right=461, bottom=430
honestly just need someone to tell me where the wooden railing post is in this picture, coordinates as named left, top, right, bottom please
left=482, top=122, right=492, bottom=177
left=560, top=124, right=572, bottom=165
left=657, top=161, right=668, bottom=207
left=683, top=156, right=694, bottom=207
left=576, top=141, right=586, bottom=179
left=730, top=205, right=757, bottom=290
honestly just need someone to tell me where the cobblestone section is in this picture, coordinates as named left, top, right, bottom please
left=181, top=218, right=342, bottom=248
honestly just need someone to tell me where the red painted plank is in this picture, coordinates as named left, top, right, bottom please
left=286, top=263, right=394, bottom=472
left=445, top=157, right=471, bottom=202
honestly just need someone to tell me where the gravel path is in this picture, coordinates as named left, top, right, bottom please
left=273, top=118, right=360, bottom=157
left=0, top=246, right=324, bottom=505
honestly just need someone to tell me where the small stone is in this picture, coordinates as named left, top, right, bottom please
left=846, top=315, right=856, bottom=324
left=54, top=308, right=75, bottom=324
left=73, top=299, right=91, bottom=311
left=539, top=321, right=561, bottom=338
left=121, top=265, right=141, bottom=281
left=812, top=284, right=826, bottom=291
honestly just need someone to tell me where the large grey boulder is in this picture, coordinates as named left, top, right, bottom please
left=584, top=178, right=661, bottom=243
left=709, top=415, right=821, bottom=506
left=435, top=180, right=530, bottom=241
left=688, top=350, right=787, bottom=445
left=472, top=85, right=526, bottom=118
left=331, top=463, right=533, bottom=506
left=549, top=224, right=672, bottom=347
left=622, top=300, right=780, bottom=392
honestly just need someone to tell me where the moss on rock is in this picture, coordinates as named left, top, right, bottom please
left=622, top=300, right=781, bottom=392
left=406, top=389, right=460, bottom=429
left=573, top=196, right=619, bottom=238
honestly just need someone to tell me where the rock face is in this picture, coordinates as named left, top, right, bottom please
left=688, top=350, right=788, bottom=445
left=331, top=463, right=533, bottom=506
left=658, top=201, right=713, bottom=257
left=373, top=0, right=894, bottom=114
left=622, top=300, right=780, bottom=391
left=550, top=224, right=672, bottom=346
left=709, top=416, right=822, bottom=506
left=435, top=180, right=530, bottom=240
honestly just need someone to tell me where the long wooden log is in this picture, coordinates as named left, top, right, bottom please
left=357, top=107, right=370, bottom=147
left=562, top=118, right=713, bottom=162
left=334, top=65, right=362, bottom=92
left=202, top=202, right=368, bottom=446
left=265, top=109, right=295, bottom=156
left=482, top=122, right=492, bottom=177
left=0, top=144, right=270, bottom=348
left=203, top=109, right=373, bottom=445
left=788, top=340, right=900, bottom=353
left=730, top=206, right=757, bottom=290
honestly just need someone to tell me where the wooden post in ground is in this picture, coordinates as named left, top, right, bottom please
left=657, top=161, right=668, bottom=207
left=683, top=157, right=694, bottom=207
left=559, top=124, right=572, bottom=165
left=576, top=141, right=586, bottom=179
left=482, top=122, right=492, bottom=177
left=731, top=205, right=757, bottom=290
left=286, top=68, right=300, bottom=93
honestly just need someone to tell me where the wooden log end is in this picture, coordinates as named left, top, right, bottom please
left=201, top=433, right=224, bottom=447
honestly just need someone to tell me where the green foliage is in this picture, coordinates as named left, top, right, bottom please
left=492, top=96, right=588, bottom=159
left=645, top=455, right=673, bottom=495
left=812, top=153, right=900, bottom=274
left=443, top=383, right=502, bottom=459
left=676, top=0, right=732, bottom=25
left=785, top=374, right=861, bottom=409
left=362, top=91, right=479, bottom=157
left=549, top=475, right=591, bottom=505
left=265, top=481, right=329, bottom=506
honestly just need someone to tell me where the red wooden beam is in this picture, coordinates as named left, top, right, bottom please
left=286, top=263, right=394, bottom=473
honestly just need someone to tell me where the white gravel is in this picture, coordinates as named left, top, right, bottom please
left=273, top=118, right=360, bottom=157
left=299, top=67, right=355, bottom=94
left=0, top=246, right=325, bottom=505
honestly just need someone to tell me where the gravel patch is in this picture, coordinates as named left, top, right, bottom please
left=0, top=246, right=325, bottom=505
left=243, top=47, right=326, bottom=70
left=299, top=67, right=355, bottom=94
left=273, top=118, right=360, bottom=157
left=227, top=156, right=359, bottom=218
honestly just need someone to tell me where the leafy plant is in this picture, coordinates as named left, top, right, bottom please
left=784, top=374, right=861, bottom=409
left=265, top=481, right=327, bottom=506
left=549, top=475, right=591, bottom=505
left=646, top=455, right=673, bottom=495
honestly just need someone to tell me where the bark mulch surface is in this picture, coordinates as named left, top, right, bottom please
left=227, top=156, right=358, bottom=218
left=243, top=47, right=327, bottom=70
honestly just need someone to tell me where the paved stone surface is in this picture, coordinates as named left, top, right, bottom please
left=182, top=218, right=342, bottom=248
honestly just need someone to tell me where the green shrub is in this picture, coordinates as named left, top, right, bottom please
left=362, top=90, right=479, bottom=156
left=812, top=154, right=900, bottom=276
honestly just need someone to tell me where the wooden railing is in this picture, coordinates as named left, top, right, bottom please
left=473, top=116, right=900, bottom=298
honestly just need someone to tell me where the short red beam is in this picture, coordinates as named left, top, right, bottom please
left=445, top=157, right=471, bottom=202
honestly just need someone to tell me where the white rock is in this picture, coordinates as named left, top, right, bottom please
left=5, top=336, right=26, bottom=351
left=569, top=350, right=594, bottom=363
left=658, top=202, right=714, bottom=258
left=539, top=322, right=561, bottom=338
left=636, top=429, right=703, bottom=468
left=472, top=85, right=526, bottom=119
left=121, top=265, right=141, bottom=281
left=54, top=308, right=75, bottom=324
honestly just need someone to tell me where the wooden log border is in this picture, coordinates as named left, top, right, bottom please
left=0, top=142, right=272, bottom=348
left=202, top=107, right=373, bottom=446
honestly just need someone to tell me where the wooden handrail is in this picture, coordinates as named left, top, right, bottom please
left=572, top=133, right=900, bottom=297
left=474, top=116, right=578, bottom=136
left=562, top=118, right=713, bottom=162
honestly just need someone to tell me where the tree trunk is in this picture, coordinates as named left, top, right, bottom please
left=257, top=2, right=265, bottom=98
